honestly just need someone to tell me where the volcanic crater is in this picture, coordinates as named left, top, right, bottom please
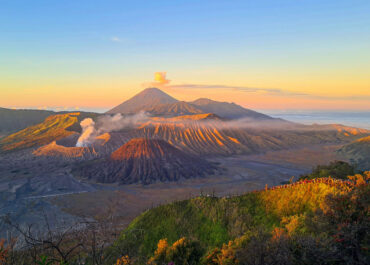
left=74, top=138, right=218, bottom=185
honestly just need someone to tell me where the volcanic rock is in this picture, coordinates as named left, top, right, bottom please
left=74, top=138, right=217, bottom=184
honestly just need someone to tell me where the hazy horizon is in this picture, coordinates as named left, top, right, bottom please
left=2, top=105, right=369, bottom=129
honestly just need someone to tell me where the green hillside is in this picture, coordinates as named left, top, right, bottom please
left=110, top=174, right=369, bottom=264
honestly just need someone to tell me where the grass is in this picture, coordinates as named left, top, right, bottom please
left=112, top=178, right=354, bottom=261
left=114, top=192, right=273, bottom=259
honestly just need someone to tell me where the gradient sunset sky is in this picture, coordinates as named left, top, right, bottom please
left=1, top=0, right=369, bottom=111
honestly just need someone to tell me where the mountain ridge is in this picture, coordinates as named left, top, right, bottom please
left=106, top=87, right=274, bottom=120
left=190, top=97, right=273, bottom=119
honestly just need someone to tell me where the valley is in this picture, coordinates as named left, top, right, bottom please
left=0, top=142, right=346, bottom=238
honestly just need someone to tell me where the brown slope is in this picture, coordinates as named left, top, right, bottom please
left=137, top=117, right=250, bottom=155
left=144, top=101, right=204, bottom=116
left=0, top=113, right=80, bottom=152
left=338, top=136, right=370, bottom=170
left=74, top=138, right=217, bottom=185
left=133, top=115, right=370, bottom=156
left=33, top=141, right=97, bottom=160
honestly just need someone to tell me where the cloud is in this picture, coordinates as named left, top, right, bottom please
left=168, top=83, right=370, bottom=101
left=37, top=106, right=48, bottom=110
left=142, top=72, right=171, bottom=88
left=154, top=72, right=171, bottom=85
left=111, top=36, right=123, bottom=43
left=168, top=83, right=308, bottom=97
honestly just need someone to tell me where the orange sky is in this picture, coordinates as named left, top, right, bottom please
left=1, top=71, right=369, bottom=111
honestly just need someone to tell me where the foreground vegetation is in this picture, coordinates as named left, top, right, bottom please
left=110, top=171, right=369, bottom=265
left=1, top=163, right=369, bottom=264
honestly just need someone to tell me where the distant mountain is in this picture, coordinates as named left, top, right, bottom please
left=0, top=108, right=55, bottom=135
left=191, top=98, right=272, bottom=119
left=106, top=87, right=276, bottom=120
left=310, top=124, right=370, bottom=136
left=338, top=136, right=370, bottom=170
left=106, top=87, right=178, bottom=114
left=74, top=138, right=217, bottom=184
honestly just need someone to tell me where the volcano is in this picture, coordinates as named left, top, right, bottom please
left=106, top=87, right=277, bottom=120
left=74, top=138, right=217, bottom=185
left=106, top=87, right=178, bottom=114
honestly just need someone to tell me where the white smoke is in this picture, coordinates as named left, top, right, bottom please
left=76, top=112, right=149, bottom=147
left=145, top=115, right=300, bottom=131
left=96, top=111, right=148, bottom=132
left=76, top=118, right=96, bottom=147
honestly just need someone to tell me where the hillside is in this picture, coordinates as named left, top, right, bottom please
left=0, top=113, right=80, bottom=152
left=111, top=174, right=369, bottom=264
left=0, top=112, right=98, bottom=152
left=338, top=136, right=370, bottom=170
left=33, top=141, right=97, bottom=160
left=74, top=138, right=217, bottom=184
left=136, top=115, right=368, bottom=156
left=0, top=107, right=55, bottom=134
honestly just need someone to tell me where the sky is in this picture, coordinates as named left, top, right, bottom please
left=1, top=0, right=370, bottom=112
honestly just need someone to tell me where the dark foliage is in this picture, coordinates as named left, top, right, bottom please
left=299, top=160, right=356, bottom=180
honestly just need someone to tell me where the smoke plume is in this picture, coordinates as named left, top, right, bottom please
left=76, top=118, right=95, bottom=147
left=76, top=112, right=149, bottom=147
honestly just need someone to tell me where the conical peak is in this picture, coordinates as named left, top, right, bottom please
left=110, top=138, right=176, bottom=160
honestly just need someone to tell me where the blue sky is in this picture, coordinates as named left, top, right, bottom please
left=1, top=0, right=370, bottom=110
